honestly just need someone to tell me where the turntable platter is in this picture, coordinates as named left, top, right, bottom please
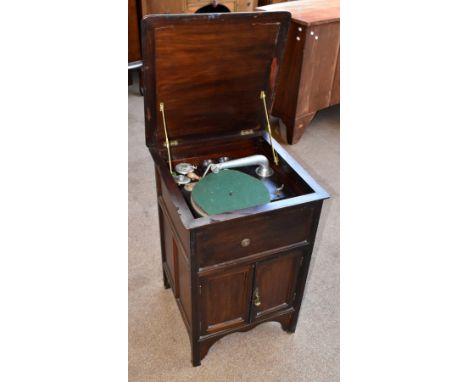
left=191, top=169, right=270, bottom=216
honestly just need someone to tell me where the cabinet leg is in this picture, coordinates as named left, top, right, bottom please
left=276, top=313, right=296, bottom=333
left=138, top=69, right=144, bottom=96
left=191, top=342, right=201, bottom=367
left=286, top=319, right=298, bottom=333
left=128, top=70, right=133, bottom=86
left=286, top=113, right=317, bottom=144
left=163, top=269, right=170, bottom=289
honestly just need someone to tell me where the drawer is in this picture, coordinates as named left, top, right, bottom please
left=194, top=204, right=314, bottom=267
left=186, top=1, right=236, bottom=13
left=236, top=0, right=255, bottom=12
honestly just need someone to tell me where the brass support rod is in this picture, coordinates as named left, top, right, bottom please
left=159, top=102, right=173, bottom=173
left=260, top=91, right=279, bottom=165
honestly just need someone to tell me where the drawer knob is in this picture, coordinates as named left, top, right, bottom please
left=241, top=238, right=251, bottom=247
left=253, top=287, right=261, bottom=307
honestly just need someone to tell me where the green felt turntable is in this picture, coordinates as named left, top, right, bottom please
left=191, top=169, right=270, bottom=216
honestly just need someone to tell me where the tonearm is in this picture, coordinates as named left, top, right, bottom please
left=203, top=154, right=273, bottom=178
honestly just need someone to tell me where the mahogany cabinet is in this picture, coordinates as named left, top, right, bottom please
left=258, top=0, right=340, bottom=144
left=141, top=12, right=329, bottom=366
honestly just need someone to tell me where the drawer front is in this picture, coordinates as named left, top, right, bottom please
left=195, top=205, right=314, bottom=268
left=186, top=1, right=236, bottom=13
left=236, top=0, right=256, bottom=11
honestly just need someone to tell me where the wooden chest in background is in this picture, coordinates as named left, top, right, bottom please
left=258, top=0, right=340, bottom=144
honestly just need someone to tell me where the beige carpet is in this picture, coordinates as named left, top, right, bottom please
left=128, top=78, right=340, bottom=381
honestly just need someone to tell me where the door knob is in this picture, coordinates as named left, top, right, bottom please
left=253, top=287, right=261, bottom=307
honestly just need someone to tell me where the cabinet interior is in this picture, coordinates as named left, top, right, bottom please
left=159, top=137, right=316, bottom=218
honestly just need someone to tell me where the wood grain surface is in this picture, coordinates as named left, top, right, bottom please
left=257, top=0, right=339, bottom=26
left=128, top=0, right=141, bottom=62
left=142, top=13, right=290, bottom=147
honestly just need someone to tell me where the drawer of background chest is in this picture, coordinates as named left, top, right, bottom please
left=186, top=0, right=237, bottom=12
left=194, top=205, right=315, bottom=268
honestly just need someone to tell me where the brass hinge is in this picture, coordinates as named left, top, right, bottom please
left=293, top=292, right=297, bottom=302
left=240, top=129, right=254, bottom=136
left=300, top=256, right=304, bottom=266
left=163, top=139, right=179, bottom=147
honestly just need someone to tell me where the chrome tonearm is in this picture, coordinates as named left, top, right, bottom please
left=204, top=155, right=274, bottom=178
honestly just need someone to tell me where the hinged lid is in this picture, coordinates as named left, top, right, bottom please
left=142, top=12, right=291, bottom=148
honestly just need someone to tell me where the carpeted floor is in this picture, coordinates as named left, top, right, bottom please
left=128, top=78, right=339, bottom=381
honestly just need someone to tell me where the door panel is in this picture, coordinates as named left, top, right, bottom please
left=253, top=250, right=303, bottom=320
left=200, top=265, right=254, bottom=335
left=237, top=0, right=257, bottom=11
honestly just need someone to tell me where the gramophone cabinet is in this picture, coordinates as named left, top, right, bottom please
left=141, top=12, right=329, bottom=366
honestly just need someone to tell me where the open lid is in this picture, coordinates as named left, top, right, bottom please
left=141, top=12, right=291, bottom=148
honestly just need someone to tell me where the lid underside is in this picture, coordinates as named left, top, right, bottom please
left=142, top=12, right=291, bottom=148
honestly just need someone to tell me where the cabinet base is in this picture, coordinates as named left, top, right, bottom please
left=191, top=309, right=296, bottom=367
left=162, top=270, right=170, bottom=289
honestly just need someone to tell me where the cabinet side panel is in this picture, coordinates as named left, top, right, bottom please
left=289, top=201, right=324, bottom=332
left=160, top=181, right=190, bottom=255
left=297, top=22, right=340, bottom=115
left=178, top=244, right=192, bottom=326
left=163, top=215, right=177, bottom=290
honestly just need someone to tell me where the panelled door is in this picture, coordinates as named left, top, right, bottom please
left=251, top=249, right=303, bottom=320
left=199, top=249, right=305, bottom=335
left=200, top=264, right=254, bottom=335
